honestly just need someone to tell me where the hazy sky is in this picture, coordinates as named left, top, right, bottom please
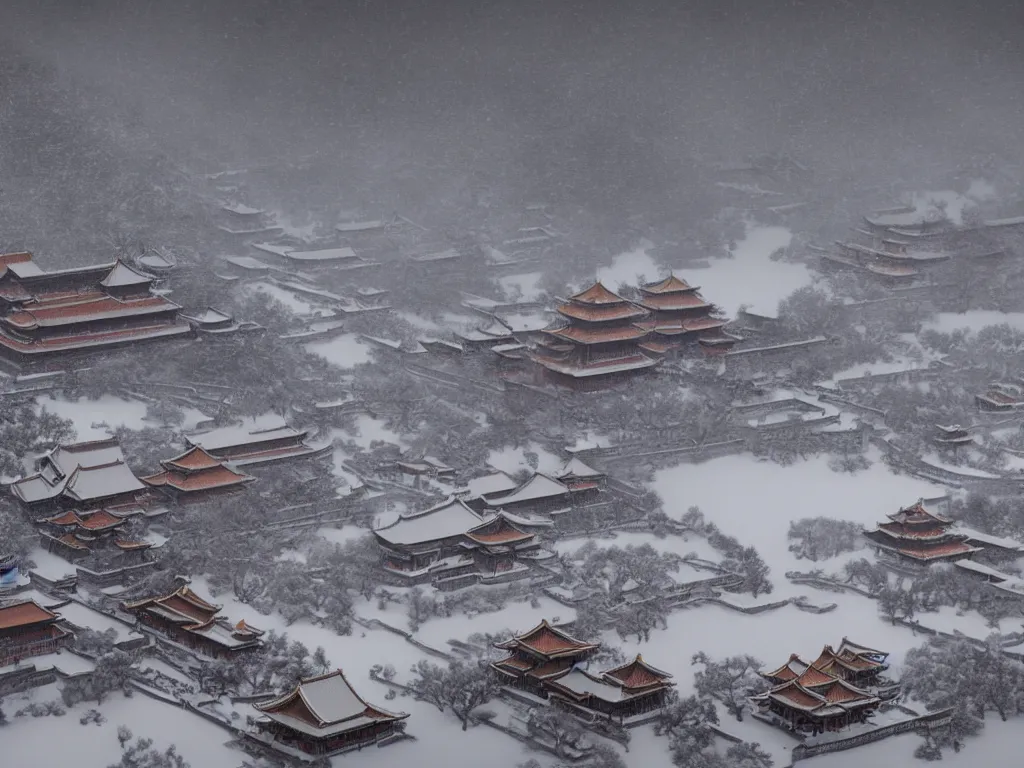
left=4, top=1, right=1023, bottom=206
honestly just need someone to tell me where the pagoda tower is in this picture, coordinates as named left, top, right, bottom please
left=532, top=282, right=657, bottom=390
left=863, top=501, right=981, bottom=564
left=635, top=274, right=734, bottom=355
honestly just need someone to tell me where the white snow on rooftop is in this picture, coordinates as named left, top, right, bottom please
left=100, top=261, right=152, bottom=287
left=487, top=443, right=563, bottom=476
left=462, top=470, right=520, bottom=498
left=484, top=473, right=569, bottom=507
left=284, top=247, right=359, bottom=262
left=221, top=254, right=270, bottom=270
left=221, top=203, right=264, bottom=215
left=187, top=415, right=302, bottom=452
left=336, top=219, right=385, bottom=232
left=374, top=497, right=484, bottom=546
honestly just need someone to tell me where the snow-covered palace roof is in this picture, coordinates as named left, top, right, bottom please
left=483, top=473, right=571, bottom=508
left=373, top=497, right=485, bottom=546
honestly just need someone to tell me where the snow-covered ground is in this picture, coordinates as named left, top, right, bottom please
left=37, top=394, right=148, bottom=439
left=652, top=450, right=942, bottom=595
left=590, top=228, right=811, bottom=321
left=0, top=686, right=241, bottom=768
left=683, top=224, right=810, bottom=317
left=305, top=333, right=373, bottom=368
left=182, top=576, right=552, bottom=768
left=924, top=310, right=1024, bottom=335
left=35, top=394, right=209, bottom=439
left=248, top=280, right=318, bottom=314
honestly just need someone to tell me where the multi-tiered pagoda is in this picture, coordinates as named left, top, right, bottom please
left=751, top=665, right=880, bottom=735
left=635, top=275, right=733, bottom=354
left=753, top=639, right=891, bottom=735
left=39, top=508, right=152, bottom=561
left=0, top=253, right=191, bottom=370
left=491, top=619, right=600, bottom=696
left=532, top=282, right=657, bottom=390
left=142, top=446, right=254, bottom=503
left=864, top=501, right=981, bottom=565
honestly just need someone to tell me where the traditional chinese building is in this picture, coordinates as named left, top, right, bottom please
left=0, top=600, right=74, bottom=667
left=0, top=253, right=191, bottom=370
left=863, top=207, right=953, bottom=240
left=532, top=282, right=658, bottom=390
left=122, top=584, right=263, bottom=658
left=545, top=654, right=675, bottom=723
left=750, top=664, right=881, bottom=735
left=864, top=501, right=981, bottom=565
left=555, top=458, right=606, bottom=492
left=634, top=275, right=733, bottom=354
left=456, top=470, right=520, bottom=505
left=975, top=382, right=1024, bottom=412
left=384, top=455, right=456, bottom=488
left=217, top=204, right=282, bottom=237
left=11, top=438, right=151, bottom=513
left=184, top=418, right=327, bottom=467
left=480, top=473, right=577, bottom=514
left=812, top=639, right=890, bottom=688
left=142, top=446, right=254, bottom=503
left=180, top=307, right=262, bottom=337
left=38, top=508, right=152, bottom=562
left=373, top=499, right=544, bottom=587
left=252, top=669, right=408, bottom=757
left=491, top=620, right=600, bottom=696
left=762, top=640, right=890, bottom=691
left=934, top=424, right=973, bottom=447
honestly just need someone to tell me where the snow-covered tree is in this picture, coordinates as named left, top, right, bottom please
left=106, top=736, right=189, bottom=768
left=787, top=517, right=863, bottom=561
left=406, top=659, right=499, bottom=730
left=691, top=653, right=766, bottom=722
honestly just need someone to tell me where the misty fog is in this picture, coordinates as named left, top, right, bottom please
left=1, top=2, right=1024, bottom=768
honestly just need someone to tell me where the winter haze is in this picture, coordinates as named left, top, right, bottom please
left=1, top=2, right=1023, bottom=768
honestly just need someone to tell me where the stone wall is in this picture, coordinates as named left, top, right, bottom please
left=790, top=709, right=953, bottom=763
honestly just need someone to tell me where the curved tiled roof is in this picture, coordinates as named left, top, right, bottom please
left=641, top=274, right=699, bottom=294
left=569, top=282, right=628, bottom=305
